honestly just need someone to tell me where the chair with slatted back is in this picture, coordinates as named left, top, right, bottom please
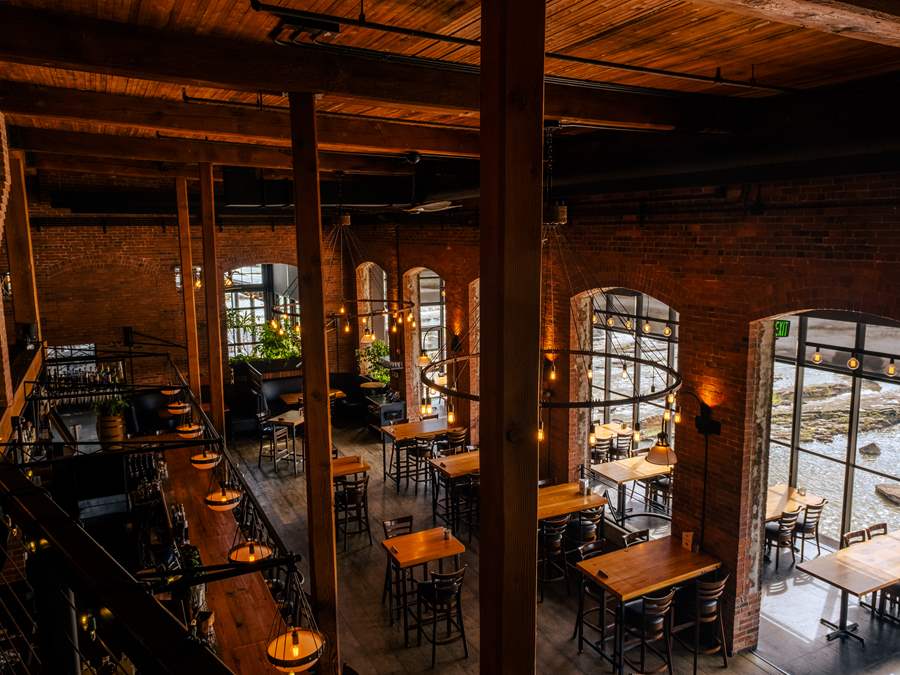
left=623, top=529, right=650, bottom=549
left=622, top=586, right=678, bottom=675
left=795, top=499, right=827, bottom=561
left=254, top=391, right=290, bottom=472
left=403, top=437, right=433, bottom=495
left=415, top=566, right=469, bottom=668
left=571, top=541, right=618, bottom=649
left=765, top=509, right=800, bottom=571
left=612, top=433, right=633, bottom=460
left=381, top=515, right=416, bottom=624
left=842, top=529, right=868, bottom=547
left=435, top=429, right=469, bottom=456
left=334, top=475, right=372, bottom=552
left=673, top=575, right=730, bottom=675
left=538, top=515, right=571, bottom=602
left=565, top=506, right=605, bottom=552
left=867, top=522, right=888, bottom=539
left=865, top=523, right=890, bottom=617
left=591, top=436, right=613, bottom=464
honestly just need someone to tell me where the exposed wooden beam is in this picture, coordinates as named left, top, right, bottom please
left=289, top=91, right=340, bottom=674
left=199, top=163, right=225, bottom=433
left=175, top=178, right=202, bottom=399
left=5, top=151, right=41, bottom=339
left=27, top=155, right=213, bottom=180
left=478, top=0, right=544, bottom=672
left=688, top=0, right=900, bottom=47
left=0, top=82, right=479, bottom=158
left=0, top=6, right=739, bottom=132
left=10, top=127, right=411, bottom=175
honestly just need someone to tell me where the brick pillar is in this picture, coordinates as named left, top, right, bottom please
left=0, top=114, right=13, bottom=406
left=443, top=276, right=470, bottom=430
left=671, top=317, right=773, bottom=652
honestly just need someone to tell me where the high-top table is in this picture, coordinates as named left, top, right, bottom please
left=590, top=455, right=672, bottom=524
left=382, top=527, right=465, bottom=646
left=332, top=455, right=370, bottom=479
left=765, top=483, right=824, bottom=522
left=380, top=418, right=464, bottom=491
left=279, top=389, right=345, bottom=408
left=593, top=422, right=633, bottom=441
left=266, top=409, right=305, bottom=475
left=576, top=536, right=721, bottom=674
left=798, top=531, right=900, bottom=645
left=538, top=482, right=607, bottom=520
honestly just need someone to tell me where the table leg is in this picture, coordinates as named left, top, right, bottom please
left=820, top=590, right=864, bottom=645
left=396, top=442, right=402, bottom=494
left=291, top=425, right=298, bottom=476
left=382, top=433, right=387, bottom=476
left=402, top=565, right=410, bottom=647
left=617, top=484, right=626, bottom=526
left=431, top=473, right=439, bottom=526
left=615, top=599, right=625, bottom=675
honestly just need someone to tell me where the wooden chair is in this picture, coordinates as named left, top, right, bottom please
left=591, top=436, right=613, bottom=464
left=842, top=529, right=868, bottom=547
left=623, top=529, right=650, bottom=549
left=612, top=433, right=633, bottom=460
left=765, top=509, right=800, bottom=571
left=795, top=499, right=827, bottom=561
left=334, top=475, right=372, bottom=552
left=403, top=438, right=434, bottom=496
left=538, top=515, right=571, bottom=602
left=381, top=515, right=415, bottom=623
left=435, top=429, right=468, bottom=456
left=673, top=575, right=730, bottom=675
left=254, top=393, right=291, bottom=473
left=867, top=522, right=888, bottom=539
left=565, top=506, right=605, bottom=551
left=415, top=566, right=469, bottom=668
left=571, top=541, right=618, bottom=648
left=452, top=472, right=479, bottom=542
left=622, top=586, right=678, bottom=675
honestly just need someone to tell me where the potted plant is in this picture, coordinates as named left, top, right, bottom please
left=95, top=396, right=129, bottom=448
left=229, top=317, right=303, bottom=375
left=357, top=339, right=391, bottom=384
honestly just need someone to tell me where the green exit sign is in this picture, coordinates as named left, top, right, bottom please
left=774, top=319, right=791, bottom=338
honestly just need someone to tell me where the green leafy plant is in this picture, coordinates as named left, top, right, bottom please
left=94, top=396, right=129, bottom=417
left=255, top=318, right=302, bottom=361
left=357, top=339, right=391, bottom=383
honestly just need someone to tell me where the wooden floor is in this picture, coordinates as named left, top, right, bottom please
left=166, top=445, right=278, bottom=674
left=229, top=424, right=785, bottom=675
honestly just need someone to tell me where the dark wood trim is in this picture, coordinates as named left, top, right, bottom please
left=5, top=151, right=41, bottom=337
left=200, top=163, right=225, bottom=432
left=0, top=6, right=739, bottom=132
left=289, top=91, right=340, bottom=674
left=478, top=1, right=545, bottom=672
left=688, top=0, right=900, bottom=47
left=176, top=177, right=202, bottom=399
left=0, top=82, right=479, bottom=158
left=10, top=128, right=412, bottom=175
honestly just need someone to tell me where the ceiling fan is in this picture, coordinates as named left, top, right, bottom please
left=404, top=200, right=462, bottom=214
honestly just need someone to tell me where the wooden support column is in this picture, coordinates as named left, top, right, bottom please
left=6, top=151, right=41, bottom=341
left=176, top=178, right=202, bottom=398
left=288, top=92, right=340, bottom=674
left=478, top=1, right=546, bottom=673
left=199, top=163, right=225, bottom=432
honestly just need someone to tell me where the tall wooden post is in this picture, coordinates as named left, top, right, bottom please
left=288, top=92, right=340, bottom=674
left=479, top=1, right=546, bottom=672
left=6, top=151, right=41, bottom=340
left=176, top=178, right=202, bottom=398
left=199, top=163, right=225, bottom=433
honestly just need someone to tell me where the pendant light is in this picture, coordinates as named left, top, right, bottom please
left=227, top=537, right=273, bottom=564
left=587, top=368, right=593, bottom=381
left=811, top=346, right=823, bottom=364
left=549, top=362, right=557, bottom=381
left=625, top=318, right=633, bottom=330
left=537, top=420, right=545, bottom=442
left=847, top=353, right=860, bottom=370
left=632, top=423, right=642, bottom=444
left=190, top=444, right=222, bottom=470
left=343, top=320, right=351, bottom=334
left=673, top=406, right=682, bottom=425
left=588, top=432, right=596, bottom=446
left=204, top=461, right=241, bottom=512
left=265, top=567, right=325, bottom=673
left=666, top=392, right=676, bottom=406
left=177, top=422, right=203, bottom=439
left=418, top=351, right=430, bottom=367
left=447, top=401, right=456, bottom=425
left=663, top=325, right=673, bottom=337
left=889, top=359, right=897, bottom=377
left=646, top=431, right=677, bottom=466
left=606, top=316, right=615, bottom=327
left=642, top=321, right=652, bottom=334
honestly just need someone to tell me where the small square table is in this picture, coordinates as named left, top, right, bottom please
left=380, top=419, right=464, bottom=491
left=576, top=536, right=721, bottom=674
left=537, top=482, right=607, bottom=520
left=382, top=527, right=465, bottom=646
left=267, top=409, right=305, bottom=474
left=591, top=455, right=672, bottom=524
left=765, top=483, right=824, bottom=522
left=429, top=451, right=481, bottom=529
left=332, top=455, right=370, bottom=479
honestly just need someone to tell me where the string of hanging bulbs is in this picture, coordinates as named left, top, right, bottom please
left=810, top=344, right=897, bottom=377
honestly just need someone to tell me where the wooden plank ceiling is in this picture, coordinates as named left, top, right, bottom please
left=1, top=0, right=900, bottom=181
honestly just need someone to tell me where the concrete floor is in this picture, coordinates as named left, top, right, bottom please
left=227, top=423, right=898, bottom=674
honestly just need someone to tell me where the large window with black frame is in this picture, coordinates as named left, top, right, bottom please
left=224, top=264, right=299, bottom=358
left=416, top=269, right=446, bottom=412
left=768, top=311, right=900, bottom=546
left=590, top=289, right=679, bottom=449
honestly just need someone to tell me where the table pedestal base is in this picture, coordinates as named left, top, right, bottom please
left=821, top=618, right=864, bottom=645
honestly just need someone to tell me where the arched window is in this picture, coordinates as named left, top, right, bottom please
left=766, top=311, right=900, bottom=544
left=355, top=262, right=389, bottom=346
left=590, top=288, right=678, bottom=444
left=224, top=263, right=299, bottom=359
left=407, top=268, right=446, bottom=413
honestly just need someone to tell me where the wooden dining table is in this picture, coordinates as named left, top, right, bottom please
left=266, top=409, right=305, bottom=475
left=593, top=422, right=633, bottom=441
left=538, top=482, right=607, bottom=520
left=590, top=455, right=672, bottom=524
left=380, top=418, right=464, bottom=490
left=279, top=389, right=345, bottom=408
left=332, top=455, right=370, bottom=479
left=576, top=536, right=721, bottom=674
left=382, top=527, right=465, bottom=646
left=798, top=530, right=900, bottom=645
left=765, top=483, right=824, bottom=522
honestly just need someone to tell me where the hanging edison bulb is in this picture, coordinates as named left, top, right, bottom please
left=537, top=421, right=545, bottom=442
left=663, top=407, right=672, bottom=422
left=663, top=325, right=673, bottom=337
left=666, top=392, right=676, bottom=406
left=847, top=354, right=860, bottom=370
left=390, top=322, right=397, bottom=334
left=588, top=432, right=596, bottom=446
left=293, top=323, right=301, bottom=335
left=812, top=346, right=823, bottom=364
left=339, top=304, right=346, bottom=315
left=447, top=401, right=456, bottom=425
left=397, top=313, right=404, bottom=325
left=587, top=368, right=593, bottom=381
left=592, top=313, right=599, bottom=325
left=343, top=320, right=351, bottom=334
left=411, top=318, right=417, bottom=329
left=889, top=359, right=897, bottom=377
left=625, top=318, right=633, bottom=330
left=270, top=318, right=279, bottom=330
left=674, top=406, right=682, bottom=424
left=632, top=423, right=642, bottom=444
left=606, top=316, right=615, bottom=327
left=642, top=321, right=652, bottom=334
left=277, top=327, right=286, bottom=337
left=549, top=362, right=557, bottom=381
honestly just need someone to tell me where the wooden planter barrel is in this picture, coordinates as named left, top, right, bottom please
left=97, top=414, right=125, bottom=449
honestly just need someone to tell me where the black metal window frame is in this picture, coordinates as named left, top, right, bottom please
left=769, top=313, right=900, bottom=542
left=224, top=264, right=280, bottom=358
left=416, top=270, right=446, bottom=407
